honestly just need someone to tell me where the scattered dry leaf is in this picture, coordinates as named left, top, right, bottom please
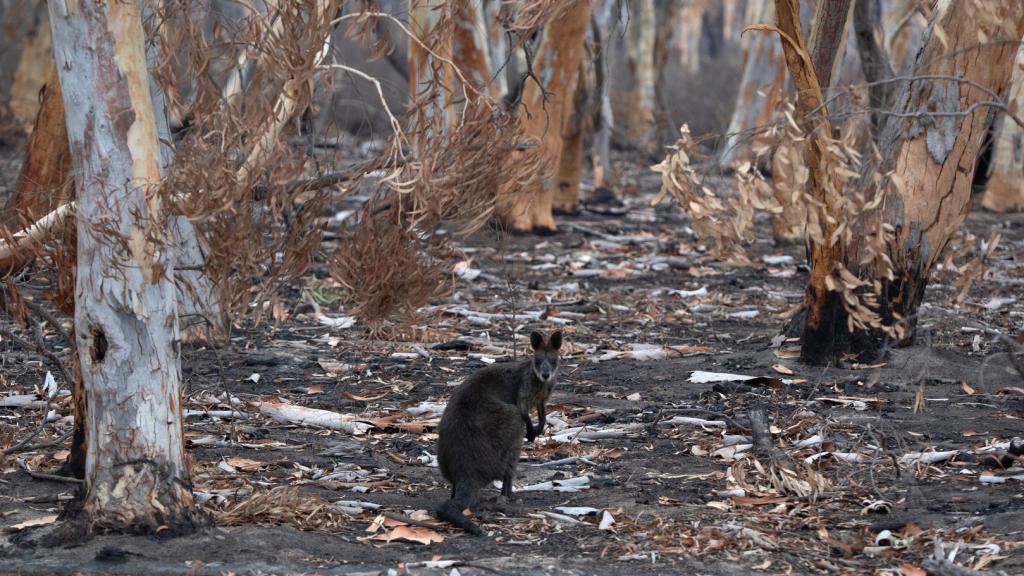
left=370, top=525, right=445, bottom=545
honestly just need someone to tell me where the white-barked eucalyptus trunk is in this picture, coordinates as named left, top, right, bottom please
left=48, top=0, right=202, bottom=532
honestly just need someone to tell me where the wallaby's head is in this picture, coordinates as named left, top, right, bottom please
left=530, top=331, right=562, bottom=383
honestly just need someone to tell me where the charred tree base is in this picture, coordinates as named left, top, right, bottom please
left=81, top=462, right=209, bottom=537
left=797, top=291, right=888, bottom=365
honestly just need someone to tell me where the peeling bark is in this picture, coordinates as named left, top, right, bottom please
left=980, top=45, right=1024, bottom=213
left=503, top=1, right=592, bottom=232
left=47, top=0, right=204, bottom=533
left=553, top=63, right=588, bottom=214
left=874, top=3, right=1024, bottom=341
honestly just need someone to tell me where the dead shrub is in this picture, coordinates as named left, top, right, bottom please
left=329, top=201, right=451, bottom=336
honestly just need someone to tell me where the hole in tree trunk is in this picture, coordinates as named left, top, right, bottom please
left=91, top=327, right=108, bottom=362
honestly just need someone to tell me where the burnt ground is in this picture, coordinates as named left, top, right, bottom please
left=1, top=147, right=1023, bottom=576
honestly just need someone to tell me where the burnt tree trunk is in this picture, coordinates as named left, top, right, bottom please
left=800, top=1, right=1024, bottom=363
left=767, top=0, right=846, bottom=365
left=48, top=0, right=204, bottom=533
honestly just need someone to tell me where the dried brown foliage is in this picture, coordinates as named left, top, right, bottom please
left=149, top=0, right=343, bottom=322
left=403, top=99, right=541, bottom=235
left=214, top=486, right=348, bottom=532
left=654, top=103, right=903, bottom=338
left=2, top=0, right=542, bottom=338
left=333, top=108, right=539, bottom=331
left=0, top=1, right=341, bottom=327
left=329, top=201, right=453, bottom=336
left=652, top=125, right=761, bottom=263
left=498, top=0, right=575, bottom=45
left=345, top=1, right=392, bottom=60
left=39, top=217, right=76, bottom=315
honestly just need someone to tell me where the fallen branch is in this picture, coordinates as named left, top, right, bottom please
left=0, top=203, right=75, bottom=268
left=17, top=460, right=82, bottom=484
left=256, top=399, right=374, bottom=435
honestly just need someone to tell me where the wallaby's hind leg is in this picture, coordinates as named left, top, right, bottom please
left=437, top=482, right=484, bottom=535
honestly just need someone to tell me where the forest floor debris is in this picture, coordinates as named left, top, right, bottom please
left=1, top=152, right=1023, bottom=575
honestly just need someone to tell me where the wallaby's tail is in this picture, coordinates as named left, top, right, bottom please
left=437, top=499, right=483, bottom=535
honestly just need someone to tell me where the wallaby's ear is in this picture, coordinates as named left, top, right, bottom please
left=530, top=331, right=543, bottom=350
left=550, top=331, right=563, bottom=350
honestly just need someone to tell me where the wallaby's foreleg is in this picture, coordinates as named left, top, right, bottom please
left=522, top=412, right=538, bottom=442
left=501, top=471, right=515, bottom=500
left=535, top=400, right=547, bottom=437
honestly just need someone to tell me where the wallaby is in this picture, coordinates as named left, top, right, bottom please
left=436, top=330, right=562, bottom=535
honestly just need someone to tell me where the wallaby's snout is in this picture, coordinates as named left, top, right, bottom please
left=541, top=366, right=553, bottom=381
left=537, top=360, right=554, bottom=382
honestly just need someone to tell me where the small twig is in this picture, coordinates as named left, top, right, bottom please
left=660, top=407, right=751, bottom=433
left=3, top=429, right=72, bottom=456
left=330, top=12, right=488, bottom=103
left=22, top=299, right=71, bottom=346
left=24, top=470, right=82, bottom=484
left=382, top=511, right=443, bottom=531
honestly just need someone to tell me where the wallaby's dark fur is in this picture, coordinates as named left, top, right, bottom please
left=436, top=331, right=562, bottom=535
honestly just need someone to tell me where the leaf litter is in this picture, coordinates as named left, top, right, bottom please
left=2, top=151, right=1023, bottom=575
